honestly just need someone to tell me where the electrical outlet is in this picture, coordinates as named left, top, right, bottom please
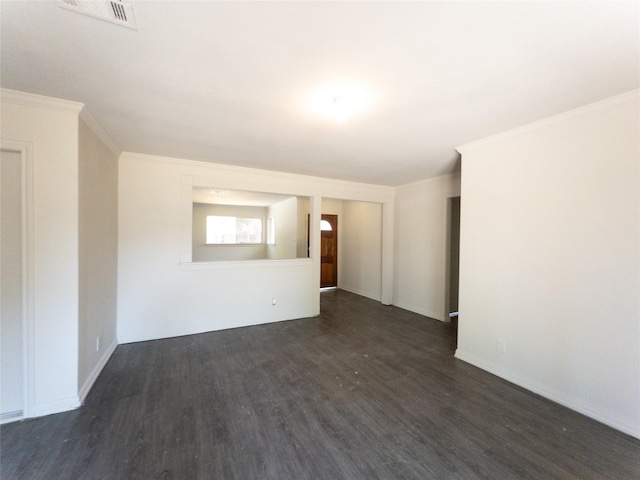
left=96, top=336, right=102, bottom=352
left=496, top=340, right=506, bottom=354
left=272, top=298, right=277, bottom=306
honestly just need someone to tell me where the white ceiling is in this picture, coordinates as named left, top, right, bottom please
left=1, top=1, right=638, bottom=186
left=192, top=187, right=296, bottom=207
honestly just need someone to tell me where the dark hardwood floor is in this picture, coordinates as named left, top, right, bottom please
left=2, top=290, right=639, bottom=479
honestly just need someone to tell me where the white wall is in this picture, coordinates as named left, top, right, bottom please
left=193, top=203, right=268, bottom=261
left=456, top=90, right=640, bottom=439
left=267, top=196, right=298, bottom=260
left=1, top=91, right=82, bottom=416
left=78, top=114, right=119, bottom=403
left=394, top=174, right=461, bottom=320
left=118, top=153, right=394, bottom=343
left=341, top=201, right=383, bottom=301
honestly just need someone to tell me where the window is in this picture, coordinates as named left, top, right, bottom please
left=206, top=216, right=263, bottom=244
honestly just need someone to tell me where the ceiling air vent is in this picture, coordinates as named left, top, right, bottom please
left=60, top=0, right=137, bottom=30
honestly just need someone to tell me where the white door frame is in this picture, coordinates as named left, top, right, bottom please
left=1, top=139, right=34, bottom=420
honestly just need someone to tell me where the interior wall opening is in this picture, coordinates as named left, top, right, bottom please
left=308, top=198, right=384, bottom=304
left=191, top=187, right=310, bottom=262
left=445, top=195, right=461, bottom=331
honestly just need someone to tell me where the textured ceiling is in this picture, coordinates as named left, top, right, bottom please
left=1, top=1, right=638, bottom=186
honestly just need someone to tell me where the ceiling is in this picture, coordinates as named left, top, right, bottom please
left=193, top=187, right=296, bottom=207
left=1, top=1, right=638, bottom=186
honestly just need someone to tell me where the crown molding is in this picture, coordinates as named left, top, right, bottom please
left=0, top=88, right=84, bottom=114
left=79, top=107, right=121, bottom=157
left=1, top=89, right=121, bottom=156
left=456, top=89, right=640, bottom=154
left=396, top=171, right=461, bottom=191
left=120, top=151, right=395, bottom=203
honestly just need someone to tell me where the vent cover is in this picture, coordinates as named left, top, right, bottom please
left=60, top=0, right=137, bottom=30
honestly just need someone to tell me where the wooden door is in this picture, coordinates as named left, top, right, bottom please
left=307, top=214, right=338, bottom=288
left=320, top=214, right=338, bottom=287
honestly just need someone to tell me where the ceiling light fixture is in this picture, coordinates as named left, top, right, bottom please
left=332, top=96, right=349, bottom=123
left=307, top=82, right=371, bottom=124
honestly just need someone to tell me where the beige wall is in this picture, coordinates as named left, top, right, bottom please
left=296, top=196, right=310, bottom=258
left=456, top=90, right=640, bottom=439
left=267, top=196, right=299, bottom=260
left=341, top=201, right=383, bottom=301
left=394, top=173, right=461, bottom=320
left=78, top=115, right=118, bottom=401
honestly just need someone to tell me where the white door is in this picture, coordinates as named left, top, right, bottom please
left=1, top=149, right=24, bottom=419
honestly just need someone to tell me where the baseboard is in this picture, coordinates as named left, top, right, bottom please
left=79, top=339, right=118, bottom=404
left=390, top=300, right=444, bottom=322
left=31, top=396, right=81, bottom=418
left=118, top=309, right=310, bottom=344
left=454, top=348, right=640, bottom=440
left=0, top=410, right=23, bottom=424
left=338, top=285, right=381, bottom=302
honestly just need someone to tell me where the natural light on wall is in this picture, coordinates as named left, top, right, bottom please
left=308, top=82, right=371, bottom=123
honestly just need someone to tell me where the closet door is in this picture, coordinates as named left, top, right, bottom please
left=1, top=149, right=24, bottom=419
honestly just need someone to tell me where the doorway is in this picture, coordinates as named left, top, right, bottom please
left=446, top=196, right=461, bottom=328
left=320, top=214, right=338, bottom=288
left=1, top=149, right=24, bottom=421
left=308, top=213, right=339, bottom=288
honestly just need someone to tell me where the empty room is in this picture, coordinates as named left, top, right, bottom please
left=1, top=1, right=639, bottom=479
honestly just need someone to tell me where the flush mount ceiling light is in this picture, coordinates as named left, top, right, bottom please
left=308, top=82, right=371, bottom=124
left=332, top=96, right=349, bottom=123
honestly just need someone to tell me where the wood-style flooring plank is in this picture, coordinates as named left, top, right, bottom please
left=2, top=290, right=639, bottom=479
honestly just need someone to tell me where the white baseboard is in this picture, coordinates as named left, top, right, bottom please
left=31, top=396, right=81, bottom=418
left=338, top=285, right=381, bottom=302
left=118, top=309, right=309, bottom=344
left=0, top=410, right=23, bottom=424
left=390, top=300, right=444, bottom=322
left=455, top=348, right=640, bottom=440
left=79, top=339, right=118, bottom=404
